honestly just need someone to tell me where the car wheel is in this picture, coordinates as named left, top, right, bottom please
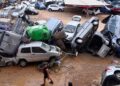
left=48, top=8, right=52, bottom=11
left=19, top=60, right=27, bottom=67
left=115, top=71, right=120, bottom=80
left=59, top=9, right=63, bottom=12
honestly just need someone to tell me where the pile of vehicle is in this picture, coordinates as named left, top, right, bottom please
left=0, top=1, right=120, bottom=67
left=0, top=13, right=120, bottom=67
left=0, top=1, right=38, bottom=18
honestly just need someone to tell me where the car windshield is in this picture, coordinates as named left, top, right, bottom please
left=64, top=25, right=76, bottom=33
left=108, top=17, right=117, bottom=34
left=41, top=42, right=50, bottom=51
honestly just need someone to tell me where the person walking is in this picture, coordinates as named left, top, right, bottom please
left=40, top=64, right=54, bottom=86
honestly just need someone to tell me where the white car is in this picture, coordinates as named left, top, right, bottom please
left=0, top=42, right=62, bottom=67
left=63, top=21, right=80, bottom=41
left=47, top=4, right=64, bottom=11
left=72, top=15, right=82, bottom=22
left=0, top=6, right=14, bottom=18
left=101, top=64, right=120, bottom=86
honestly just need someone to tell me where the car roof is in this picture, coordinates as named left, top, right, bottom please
left=67, top=21, right=80, bottom=26
left=46, top=18, right=61, bottom=31
left=19, top=42, right=43, bottom=49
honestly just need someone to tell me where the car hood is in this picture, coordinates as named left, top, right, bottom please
left=65, top=32, right=74, bottom=41
left=50, top=45, right=61, bottom=53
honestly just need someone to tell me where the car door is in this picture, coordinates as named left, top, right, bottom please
left=31, top=47, right=49, bottom=62
left=53, top=5, right=58, bottom=10
left=20, top=47, right=32, bottom=62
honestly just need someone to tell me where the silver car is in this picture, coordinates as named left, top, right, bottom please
left=101, top=64, right=120, bottom=86
left=15, top=41, right=62, bottom=67
left=0, top=41, right=62, bottom=67
left=64, top=21, right=80, bottom=41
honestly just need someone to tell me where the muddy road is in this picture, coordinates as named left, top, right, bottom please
left=0, top=8, right=120, bottom=86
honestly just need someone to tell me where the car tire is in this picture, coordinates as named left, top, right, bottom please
left=19, top=60, right=27, bottom=67
left=115, top=71, right=120, bottom=80
left=59, top=9, right=63, bottom=12
left=48, top=8, right=52, bottom=11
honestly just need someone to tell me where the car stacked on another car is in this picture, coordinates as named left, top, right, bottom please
left=46, top=18, right=64, bottom=34
left=71, top=17, right=99, bottom=51
left=47, top=4, right=64, bottom=12
left=0, top=41, right=62, bottom=67
left=102, top=15, right=120, bottom=57
left=63, top=20, right=80, bottom=42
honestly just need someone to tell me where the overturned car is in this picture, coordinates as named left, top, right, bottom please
left=71, top=17, right=99, bottom=53
left=102, top=15, right=120, bottom=57
left=87, top=15, right=120, bottom=57
left=87, top=32, right=110, bottom=57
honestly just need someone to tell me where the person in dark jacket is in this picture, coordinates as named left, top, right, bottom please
left=40, top=64, right=54, bottom=86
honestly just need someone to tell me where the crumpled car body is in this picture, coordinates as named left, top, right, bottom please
left=46, top=18, right=64, bottom=35
left=71, top=17, right=99, bottom=51
left=87, top=32, right=110, bottom=57
left=63, top=20, right=80, bottom=42
left=26, top=25, right=51, bottom=41
left=102, top=15, right=120, bottom=56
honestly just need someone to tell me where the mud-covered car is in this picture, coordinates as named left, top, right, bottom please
left=63, top=20, right=80, bottom=42
left=71, top=17, right=99, bottom=51
left=46, top=18, right=63, bottom=34
left=87, top=32, right=110, bottom=57
left=0, top=55, right=16, bottom=67
left=101, top=64, right=120, bottom=86
left=0, top=41, right=62, bottom=67
left=102, top=15, right=120, bottom=57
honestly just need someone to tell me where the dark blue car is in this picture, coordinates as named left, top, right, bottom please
left=102, top=15, right=120, bottom=57
left=35, top=2, right=46, bottom=10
